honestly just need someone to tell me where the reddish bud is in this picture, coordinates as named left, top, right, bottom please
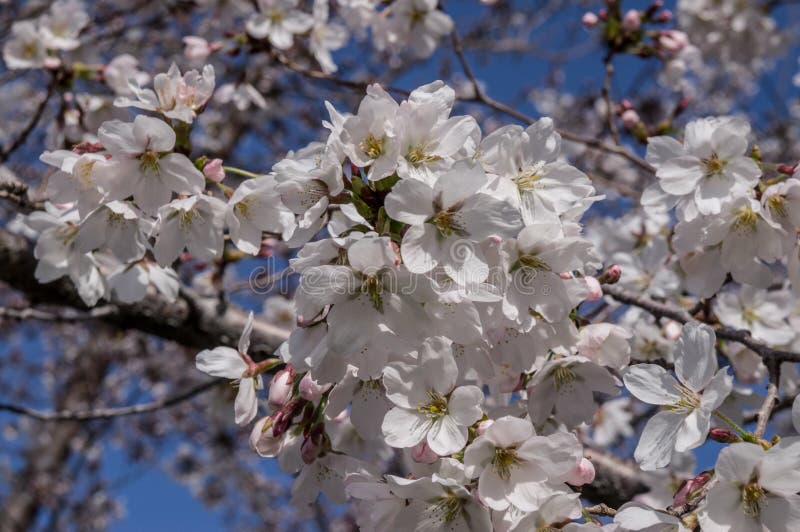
left=708, top=427, right=742, bottom=444
left=673, top=471, right=713, bottom=507
left=582, top=12, right=599, bottom=28
left=778, top=164, right=797, bottom=175
left=598, top=264, right=622, bottom=285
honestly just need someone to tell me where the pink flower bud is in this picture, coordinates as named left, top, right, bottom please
left=621, top=109, right=641, bottom=128
left=655, top=10, right=672, bottom=23
left=249, top=416, right=281, bottom=457
left=203, top=158, right=226, bottom=183
left=559, top=272, right=573, bottom=280
left=673, top=471, right=712, bottom=507
left=565, top=458, right=596, bottom=486
left=708, top=427, right=741, bottom=444
left=298, top=373, right=330, bottom=403
left=44, top=56, right=62, bottom=70
left=663, top=320, right=682, bottom=341
left=598, top=264, right=622, bottom=284
left=476, top=420, right=494, bottom=436
left=778, top=163, right=797, bottom=175
left=584, top=276, right=603, bottom=301
left=183, top=36, right=212, bottom=62
left=301, top=435, right=322, bottom=464
left=622, top=10, right=641, bottom=31
left=268, top=368, right=294, bottom=409
left=411, top=441, right=440, bottom=464
left=658, top=30, right=689, bottom=53
left=582, top=12, right=599, bottom=27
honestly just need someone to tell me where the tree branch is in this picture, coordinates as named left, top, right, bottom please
left=0, top=72, right=57, bottom=164
left=0, top=380, right=222, bottom=421
left=0, top=228, right=290, bottom=357
left=0, top=305, right=117, bottom=322
left=602, top=284, right=800, bottom=363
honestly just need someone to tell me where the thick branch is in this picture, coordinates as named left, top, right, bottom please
left=0, top=229, right=290, bottom=357
left=0, top=305, right=117, bottom=322
left=0, top=380, right=222, bottom=421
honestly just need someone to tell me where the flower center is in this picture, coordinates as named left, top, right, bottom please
left=517, top=254, right=551, bottom=272
left=513, top=162, right=546, bottom=192
left=430, top=490, right=464, bottom=523
left=703, top=153, right=726, bottom=176
left=740, top=481, right=766, bottom=518
left=429, top=209, right=467, bottom=238
left=553, top=365, right=578, bottom=392
left=767, top=195, right=787, bottom=219
left=492, top=447, right=521, bottom=480
left=270, top=11, right=284, bottom=24
left=178, top=209, right=200, bottom=230
left=733, top=205, right=758, bottom=234
left=235, top=198, right=253, bottom=220
left=360, top=133, right=385, bottom=160
left=417, top=390, right=448, bottom=419
left=360, top=274, right=384, bottom=312
left=406, top=144, right=441, bottom=166
left=139, top=150, right=161, bottom=175
left=664, top=383, right=701, bottom=414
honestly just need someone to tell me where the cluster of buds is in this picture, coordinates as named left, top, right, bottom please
left=583, top=1, right=687, bottom=59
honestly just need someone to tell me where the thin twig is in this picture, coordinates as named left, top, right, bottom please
left=755, top=362, right=780, bottom=438
left=0, top=380, right=222, bottom=421
left=602, top=284, right=800, bottom=363
left=0, top=73, right=57, bottom=164
left=602, top=55, right=621, bottom=145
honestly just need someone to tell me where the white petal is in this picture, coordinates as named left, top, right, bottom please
left=381, top=407, right=430, bottom=448
left=623, top=364, right=681, bottom=405
left=196, top=347, right=247, bottom=378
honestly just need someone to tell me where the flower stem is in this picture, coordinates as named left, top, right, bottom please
left=223, top=166, right=261, bottom=179
left=713, top=410, right=758, bottom=444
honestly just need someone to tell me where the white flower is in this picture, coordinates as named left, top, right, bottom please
left=698, top=441, right=800, bottom=531
left=115, top=64, right=215, bottom=124
left=107, top=261, right=179, bottom=304
left=384, top=160, right=522, bottom=284
left=214, top=82, right=267, bottom=111
left=226, top=176, right=293, bottom=254
left=195, top=312, right=262, bottom=425
left=375, top=0, right=454, bottom=59
left=98, top=115, right=205, bottom=214
left=103, top=54, right=151, bottom=96
left=3, top=21, right=46, bottom=69
left=27, top=204, right=105, bottom=306
left=340, top=84, right=400, bottom=180
left=39, top=0, right=90, bottom=51
left=462, top=415, right=582, bottom=511
left=75, top=201, right=153, bottom=262
left=309, top=0, right=348, bottom=74
left=388, top=458, right=492, bottom=531
left=674, top=197, right=783, bottom=296
left=576, top=323, right=633, bottom=369
left=499, top=221, right=598, bottom=322
left=394, top=81, right=480, bottom=184
left=614, top=501, right=689, bottom=532
left=39, top=150, right=120, bottom=217
left=509, top=493, right=582, bottom=531
left=381, top=336, right=483, bottom=455
left=263, top=296, right=296, bottom=331
left=246, top=0, right=314, bottom=50
left=483, top=119, right=596, bottom=223
left=647, top=117, right=761, bottom=219
left=527, top=356, right=619, bottom=428
left=713, top=286, right=795, bottom=346
left=153, top=194, right=226, bottom=265
left=623, top=322, right=733, bottom=470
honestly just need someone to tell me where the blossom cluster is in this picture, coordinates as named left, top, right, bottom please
left=11, top=2, right=800, bottom=526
